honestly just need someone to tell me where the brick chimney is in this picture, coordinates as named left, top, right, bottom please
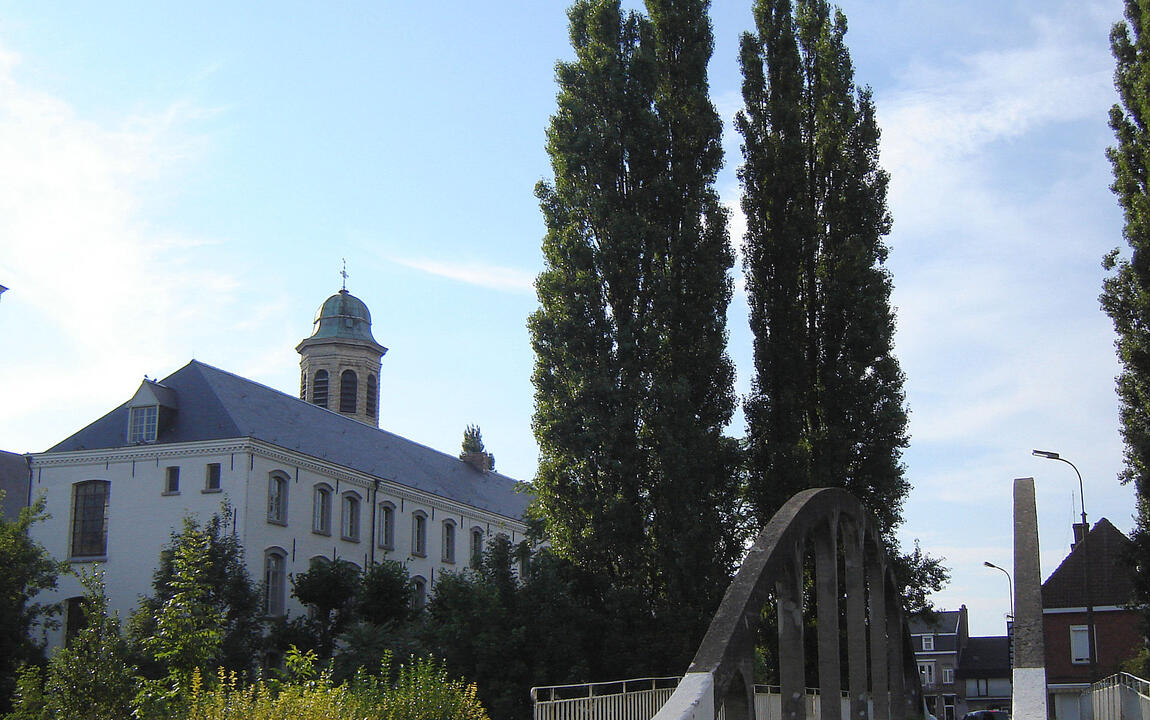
left=461, top=451, right=494, bottom=472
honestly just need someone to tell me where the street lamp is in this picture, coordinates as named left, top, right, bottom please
left=984, top=561, right=1014, bottom=621
left=1032, top=449, right=1096, bottom=682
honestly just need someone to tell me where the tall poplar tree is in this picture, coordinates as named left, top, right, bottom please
left=738, top=0, right=910, bottom=537
left=1103, top=0, right=1150, bottom=657
left=530, top=0, right=740, bottom=661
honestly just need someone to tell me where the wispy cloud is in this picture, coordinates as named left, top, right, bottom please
left=392, top=257, right=536, bottom=294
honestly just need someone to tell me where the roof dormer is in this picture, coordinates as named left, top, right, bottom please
left=126, top=379, right=178, bottom=444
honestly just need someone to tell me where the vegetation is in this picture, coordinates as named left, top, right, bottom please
left=1105, top=0, right=1150, bottom=674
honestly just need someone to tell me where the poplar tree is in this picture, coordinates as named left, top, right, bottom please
left=1103, top=0, right=1150, bottom=657
left=738, top=0, right=910, bottom=537
left=530, top=0, right=740, bottom=659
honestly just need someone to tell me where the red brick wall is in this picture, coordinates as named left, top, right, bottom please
left=1043, top=609, right=1142, bottom=683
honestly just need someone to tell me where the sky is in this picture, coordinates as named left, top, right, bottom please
left=0, top=0, right=1137, bottom=641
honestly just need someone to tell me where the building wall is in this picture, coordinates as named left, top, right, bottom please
left=1043, top=608, right=1142, bottom=684
left=29, top=438, right=526, bottom=649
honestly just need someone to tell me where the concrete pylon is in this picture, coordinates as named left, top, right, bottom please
left=1012, top=477, right=1048, bottom=719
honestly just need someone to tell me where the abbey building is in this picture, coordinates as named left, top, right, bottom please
left=28, top=288, right=529, bottom=644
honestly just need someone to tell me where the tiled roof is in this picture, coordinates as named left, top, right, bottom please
left=957, top=636, right=1011, bottom=679
left=46, top=361, right=530, bottom=521
left=1042, top=518, right=1134, bottom=609
left=909, top=609, right=963, bottom=635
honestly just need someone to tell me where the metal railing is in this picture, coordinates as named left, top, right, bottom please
left=532, top=679, right=853, bottom=720
left=1091, top=672, right=1150, bottom=720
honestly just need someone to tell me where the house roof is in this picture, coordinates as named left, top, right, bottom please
left=45, top=360, right=530, bottom=521
left=909, top=608, right=963, bottom=635
left=956, top=636, right=1011, bottom=679
left=0, top=450, right=29, bottom=521
left=1042, top=518, right=1134, bottom=609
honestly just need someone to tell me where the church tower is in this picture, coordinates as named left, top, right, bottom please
left=296, top=287, right=387, bottom=427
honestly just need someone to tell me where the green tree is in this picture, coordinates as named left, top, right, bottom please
left=0, top=495, right=61, bottom=714
left=130, top=507, right=261, bottom=677
left=530, top=0, right=741, bottom=668
left=41, top=571, right=138, bottom=720
left=291, top=557, right=362, bottom=659
left=1104, top=0, right=1150, bottom=663
left=738, top=0, right=910, bottom=537
left=460, top=425, right=484, bottom=456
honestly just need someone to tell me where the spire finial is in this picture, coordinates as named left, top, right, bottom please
left=340, top=258, right=349, bottom=291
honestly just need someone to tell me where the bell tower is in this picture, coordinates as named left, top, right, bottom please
left=296, top=280, right=387, bottom=427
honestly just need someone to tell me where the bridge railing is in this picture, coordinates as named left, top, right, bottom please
left=1091, top=672, right=1150, bottom=720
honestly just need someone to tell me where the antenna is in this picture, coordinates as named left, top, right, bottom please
left=341, top=259, right=349, bottom=290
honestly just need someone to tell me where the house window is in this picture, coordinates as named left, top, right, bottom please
left=366, top=374, right=378, bottom=419
left=312, top=484, right=332, bottom=535
left=128, top=405, right=158, bottom=444
left=943, top=696, right=956, bottom=720
left=64, top=596, right=86, bottom=645
left=264, top=549, right=287, bottom=616
left=942, top=666, right=954, bottom=685
left=164, top=466, right=180, bottom=494
left=341, top=492, right=361, bottom=542
left=442, top=520, right=456, bottom=563
left=1071, top=625, right=1093, bottom=664
left=312, top=370, right=329, bottom=407
left=411, top=576, right=427, bottom=611
left=71, top=480, right=109, bottom=557
left=470, top=528, right=484, bottom=568
left=267, top=473, right=288, bottom=525
left=412, top=511, right=427, bottom=557
left=205, top=463, right=221, bottom=491
left=922, top=635, right=934, bottom=651
left=378, top=502, right=395, bottom=549
left=918, top=662, right=935, bottom=687
left=340, top=370, right=358, bottom=413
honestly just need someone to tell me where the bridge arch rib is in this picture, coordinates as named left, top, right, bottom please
left=653, top=487, right=925, bottom=720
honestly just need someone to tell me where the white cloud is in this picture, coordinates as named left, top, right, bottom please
left=391, top=256, right=536, bottom=293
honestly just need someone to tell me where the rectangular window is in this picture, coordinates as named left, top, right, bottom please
left=313, top=487, right=332, bottom=535
left=205, top=463, right=221, bottom=491
left=413, top=513, right=427, bottom=557
left=341, top=495, right=360, bottom=542
left=378, top=504, right=395, bottom=549
left=442, top=522, right=456, bottom=563
left=164, top=466, right=180, bottom=494
left=267, top=475, right=288, bottom=524
left=265, top=552, right=285, bottom=616
left=942, top=666, right=954, bottom=685
left=918, top=662, right=935, bottom=687
left=128, top=406, right=158, bottom=444
left=1071, top=625, right=1093, bottom=664
left=922, top=635, right=935, bottom=651
left=71, top=481, right=109, bottom=557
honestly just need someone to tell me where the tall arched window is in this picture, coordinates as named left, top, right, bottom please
left=366, top=374, right=378, bottom=419
left=442, top=520, right=456, bottom=563
left=312, top=370, right=329, bottom=408
left=264, top=548, right=287, bottom=616
left=412, top=511, right=427, bottom=557
left=341, top=491, right=361, bottom=542
left=470, top=528, right=484, bottom=569
left=340, top=370, right=358, bottom=414
left=411, top=576, right=427, bottom=611
left=267, top=473, right=288, bottom=525
left=312, top=484, right=332, bottom=535
left=71, top=480, right=109, bottom=557
left=378, top=501, right=395, bottom=550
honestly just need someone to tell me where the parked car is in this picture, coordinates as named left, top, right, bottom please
left=962, top=711, right=1009, bottom=720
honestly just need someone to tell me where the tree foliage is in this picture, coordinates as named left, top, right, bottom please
left=738, top=0, right=910, bottom=537
left=529, top=0, right=742, bottom=669
left=1104, top=0, right=1150, bottom=651
left=0, top=495, right=61, bottom=714
left=291, top=557, right=362, bottom=659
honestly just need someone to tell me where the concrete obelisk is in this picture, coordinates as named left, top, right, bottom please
left=1012, top=477, right=1047, bottom=719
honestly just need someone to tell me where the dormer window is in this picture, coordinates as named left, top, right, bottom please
left=128, top=406, right=158, bottom=444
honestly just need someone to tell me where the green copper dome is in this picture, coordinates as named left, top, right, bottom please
left=308, top=289, right=380, bottom=344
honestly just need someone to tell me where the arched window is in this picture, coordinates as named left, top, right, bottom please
left=71, top=480, right=109, bottom=557
left=341, top=491, right=361, bottom=542
left=470, top=528, right=484, bottom=569
left=378, top=501, right=396, bottom=550
left=267, top=473, right=288, bottom=525
left=442, top=520, right=456, bottom=563
left=264, top=548, right=287, bottom=616
left=340, top=370, right=358, bottom=414
left=366, top=374, right=378, bottom=419
left=411, top=576, right=427, bottom=611
left=300, top=369, right=307, bottom=400
left=412, top=511, right=427, bottom=557
left=312, top=370, right=329, bottom=408
left=312, top=484, right=332, bottom=535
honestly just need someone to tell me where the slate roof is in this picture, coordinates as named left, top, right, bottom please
left=46, top=361, right=530, bottom=521
left=956, top=636, right=1011, bottom=679
left=909, top=609, right=963, bottom=635
left=1042, top=518, right=1134, bottom=609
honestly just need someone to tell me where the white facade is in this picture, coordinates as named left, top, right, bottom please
left=30, top=429, right=526, bottom=648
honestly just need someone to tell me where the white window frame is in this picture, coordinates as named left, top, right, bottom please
left=921, top=634, right=934, bottom=651
left=918, top=661, right=935, bottom=687
left=942, top=666, right=954, bottom=685
left=128, top=405, right=158, bottom=444
left=1070, top=624, right=1093, bottom=665
left=378, top=502, right=395, bottom=550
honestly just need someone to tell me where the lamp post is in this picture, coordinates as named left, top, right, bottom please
left=984, top=561, right=1014, bottom=621
left=1032, top=449, right=1096, bottom=682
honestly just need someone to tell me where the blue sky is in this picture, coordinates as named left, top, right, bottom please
left=0, top=0, right=1136, bottom=640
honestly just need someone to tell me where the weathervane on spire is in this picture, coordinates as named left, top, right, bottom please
left=341, top=258, right=349, bottom=291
